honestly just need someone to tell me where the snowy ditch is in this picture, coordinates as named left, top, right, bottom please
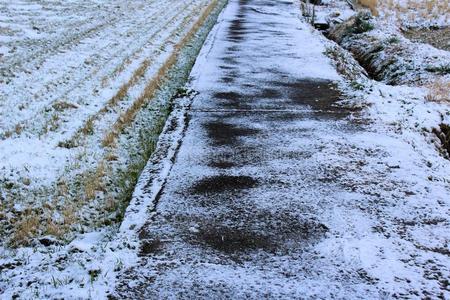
left=327, top=13, right=450, bottom=86
left=303, top=0, right=450, bottom=158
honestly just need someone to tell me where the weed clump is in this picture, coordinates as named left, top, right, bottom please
left=327, top=12, right=374, bottom=44
left=426, top=78, right=450, bottom=102
left=425, top=64, right=450, bottom=75
left=387, top=36, right=400, bottom=44
left=353, top=14, right=374, bottom=34
left=433, top=124, right=450, bottom=157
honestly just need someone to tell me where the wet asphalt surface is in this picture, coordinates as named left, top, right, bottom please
left=113, top=0, right=369, bottom=298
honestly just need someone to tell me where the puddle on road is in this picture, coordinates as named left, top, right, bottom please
left=196, top=226, right=276, bottom=253
left=279, top=79, right=342, bottom=111
left=186, top=210, right=329, bottom=256
left=213, top=91, right=241, bottom=101
left=191, top=175, right=258, bottom=194
left=218, top=65, right=235, bottom=70
left=204, top=121, right=260, bottom=146
left=161, top=0, right=359, bottom=263
left=220, top=76, right=235, bottom=84
left=208, top=160, right=237, bottom=169
left=212, top=91, right=250, bottom=109
left=228, top=19, right=247, bottom=42
left=209, top=79, right=357, bottom=121
left=256, top=87, right=282, bottom=99
left=204, top=144, right=263, bottom=172
left=227, top=0, right=249, bottom=43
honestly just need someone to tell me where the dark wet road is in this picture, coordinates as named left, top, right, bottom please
left=113, top=0, right=363, bottom=298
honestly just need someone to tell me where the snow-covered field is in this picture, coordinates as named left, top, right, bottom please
left=374, top=0, right=450, bottom=53
left=0, top=0, right=218, bottom=246
left=374, top=0, right=449, bottom=28
left=1, top=0, right=227, bottom=298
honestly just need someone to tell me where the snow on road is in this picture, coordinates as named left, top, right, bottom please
left=110, top=0, right=450, bottom=298
left=1, top=0, right=450, bottom=298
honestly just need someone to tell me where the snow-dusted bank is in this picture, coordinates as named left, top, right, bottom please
left=1, top=0, right=450, bottom=298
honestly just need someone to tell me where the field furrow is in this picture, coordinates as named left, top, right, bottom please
left=0, top=0, right=217, bottom=246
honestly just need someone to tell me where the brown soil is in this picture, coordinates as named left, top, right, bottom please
left=403, top=27, right=450, bottom=52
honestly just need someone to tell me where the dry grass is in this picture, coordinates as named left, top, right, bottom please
left=62, top=3, right=205, bottom=149
left=102, top=0, right=219, bottom=148
left=3, top=0, right=222, bottom=248
left=62, top=206, right=76, bottom=228
left=357, top=0, right=379, bottom=16
left=81, top=117, right=95, bottom=136
left=45, top=220, right=64, bottom=238
left=106, top=3, right=195, bottom=83
left=105, top=152, right=119, bottom=161
left=77, top=59, right=150, bottom=139
left=12, top=212, right=40, bottom=246
left=361, top=0, right=450, bottom=23
left=9, top=160, right=105, bottom=246
left=11, top=203, right=77, bottom=243
left=56, top=180, right=69, bottom=197
left=404, top=27, right=450, bottom=51
left=52, top=101, right=78, bottom=112
left=42, top=113, right=60, bottom=134
left=2, top=123, right=23, bottom=139
left=108, top=59, right=151, bottom=108
left=104, top=197, right=119, bottom=213
left=101, top=57, right=172, bottom=147
left=84, top=161, right=107, bottom=200
left=426, top=78, right=450, bottom=102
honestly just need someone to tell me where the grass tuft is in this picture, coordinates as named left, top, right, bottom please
left=353, top=14, right=374, bottom=33
left=12, top=212, right=40, bottom=247
left=84, top=161, right=107, bottom=200
left=425, top=64, right=450, bottom=75
left=433, top=123, right=450, bottom=157
left=426, top=78, right=450, bottom=102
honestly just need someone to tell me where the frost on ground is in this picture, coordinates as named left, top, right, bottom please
left=316, top=1, right=449, bottom=135
left=373, top=0, right=449, bottom=28
left=364, top=0, right=450, bottom=53
left=313, top=1, right=450, bottom=88
left=0, top=0, right=221, bottom=246
left=1, top=0, right=450, bottom=298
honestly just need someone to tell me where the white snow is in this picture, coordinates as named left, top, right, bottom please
left=1, top=0, right=450, bottom=298
left=0, top=0, right=214, bottom=207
